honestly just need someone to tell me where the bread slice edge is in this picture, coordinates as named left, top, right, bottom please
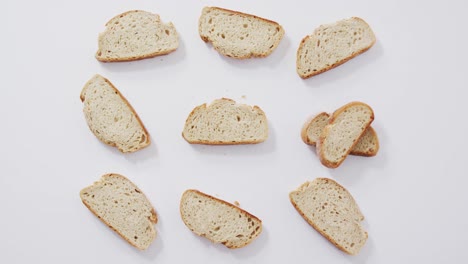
left=95, top=10, right=178, bottom=62
left=182, top=98, right=268, bottom=145
left=180, top=189, right=263, bottom=249
left=317, top=102, right=374, bottom=168
left=80, top=74, right=151, bottom=153
left=79, top=173, right=158, bottom=250
left=199, top=6, right=285, bottom=59
left=296, top=17, right=376, bottom=79
left=289, top=178, right=368, bottom=255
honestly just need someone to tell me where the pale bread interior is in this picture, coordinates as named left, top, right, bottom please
left=80, top=174, right=157, bottom=250
left=96, top=10, right=178, bottom=62
left=80, top=74, right=149, bottom=153
left=289, top=178, right=367, bottom=255
left=180, top=190, right=262, bottom=248
left=297, top=17, right=375, bottom=78
left=199, top=7, right=284, bottom=58
left=182, top=98, right=268, bottom=144
left=318, top=102, right=374, bottom=167
left=303, top=112, right=379, bottom=156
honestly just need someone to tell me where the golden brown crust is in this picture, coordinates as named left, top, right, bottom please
left=182, top=98, right=267, bottom=145
left=199, top=6, right=284, bottom=59
left=95, top=10, right=177, bottom=62
left=80, top=74, right=150, bottom=153
left=180, top=189, right=262, bottom=249
left=296, top=17, right=376, bottom=79
left=289, top=178, right=367, bottom=255
left=80, top=173, right=158, bottom=250
left=316, top=102, right=374, bottom=168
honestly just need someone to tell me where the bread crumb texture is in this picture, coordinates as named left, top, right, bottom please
left=318, top=102, right=374, bottom=167
left=297, top=17, right=375, bottom=78
left=96, top=10, right=178, bottom=62
left=199, top=7, right=284, bottom=58
left=80, top=174, right=157, bottom=250
left=289, top=178, right=367, bottom=255
left=182, top=98, right=268, bottom=144
left=80, top=74, right=149, bottom=153
left=180, top=190, right=262, bottom=248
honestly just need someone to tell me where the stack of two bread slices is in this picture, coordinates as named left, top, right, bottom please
left=302, top=102, right=379, bottom=168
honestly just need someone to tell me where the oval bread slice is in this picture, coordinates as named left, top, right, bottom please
left=80, top=173, right=158, bottom=250
left=180, top=189, right=262, bottom=249
left=289, top=178, right=368, bottom=255
left=199, top=7, right=284, bottom=59
left=182, top=98, right=268, bottom=145
left=96, top=10, right=179, bottom=62
left=301, top=112, right=379, bottom=156
left=316, top=102, right=374, bottom=168
left=296, top=17, right=376, bottom=78
left=80, top=74, right=150, bottom=153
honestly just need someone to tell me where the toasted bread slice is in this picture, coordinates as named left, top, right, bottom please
left=199, top=7, right=284, bottom=59
left=80, top=74, right=150, bottom=153
left=316, top=102, right=374, bottom=168
left=301, top=112, right=379, bottom=156
left=80, top=173, right=158, bottom=250
left=182, top=98, right=268, bottom=145
left=180, top=189, right=262, bottom=249
left=96, top=10, right=178, bottom=62
left=289, top=178, right=368, bottom=255
left=297, top=17, right=376, bottom=78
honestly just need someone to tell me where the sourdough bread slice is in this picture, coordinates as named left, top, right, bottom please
left=351, top=126, right=379, bottom=157
left=96, top=10, right=179, bottom=62
left=80, top=173, right=158, bottom=250
left=180, top=189, right=262, bottom=249
left=289, top=178, right=367, bottom=255
left=80, top=74, right=150, bottom=153
left=182, top=98, right=268, bottom=144
left=316, top=102, right=374, bottom=168
left=302, top=112, right=379, bottom=156
left=199, top=7, right=284, bottom=59
left=297, top=17, right=376, bottom=78
left=301, top=112, right=330, bottom=146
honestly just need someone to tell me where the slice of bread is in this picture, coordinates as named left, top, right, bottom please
left=180, top=189, right=262, bottom=249
left=297, top=17, right=376, bottom=78
left=351, top=126, right=379, bottom=157
left=301, top=112, right=330, bottom=146
left=301, top=112, right=379, bottom=156
left=199, top=6, right=284, bottom=59
left=96, top=10, right=179, bottom=62
left=289, top=178, right=367, bottom=255
left=317, top=102, right=374, bottom=168
left=80, top=74, right=150, bottom=153
left=80, top=173, right=158, bottom=250
left=182, top=98, right=268, bottom=145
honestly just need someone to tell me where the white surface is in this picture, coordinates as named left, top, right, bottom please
left=2, top=0, right=468, bottom=263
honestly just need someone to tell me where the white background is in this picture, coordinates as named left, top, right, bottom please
left=2, top=0, right=468, bottom=263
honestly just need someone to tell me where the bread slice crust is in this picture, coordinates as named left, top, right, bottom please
left=182, top=98, right=268, bottom=145
left=80, top=74, right=150, bottom=153
left=80, top=173, right=158, bottom=250
left=301, top=112, right=379, bottom=156
left=317, top=102, right=374, bottom=168
left=199, top=6, right=284, bottom=59
left=296, top=17, right=376, bottom=79
left=96, top=10, right=179, bottom=62
left=289, top=178, right=368, bottom=255
left=180, top=189, right=262, bottom=249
